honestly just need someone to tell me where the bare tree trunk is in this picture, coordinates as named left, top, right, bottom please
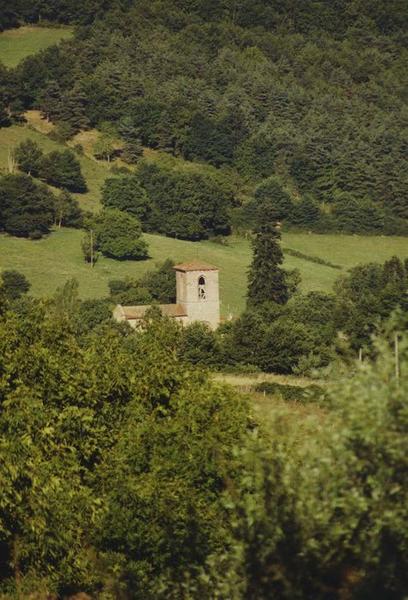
left=395, top=333, right=400, bottom=385
left=90, top=229, right=94, bottom=267
left=7, top=149, right=16, bottom=174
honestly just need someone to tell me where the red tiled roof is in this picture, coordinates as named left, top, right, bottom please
left=120, top=304, right=187, bottom=320
left=173, top=261, right=218, bottom=272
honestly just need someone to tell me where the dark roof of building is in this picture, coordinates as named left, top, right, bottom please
left=173, top=261, right=218, bottom=272
left=119, top=304, right=187, bottom=320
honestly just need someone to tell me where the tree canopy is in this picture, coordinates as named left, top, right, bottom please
left=90, top=208, right=149, bottom=260
left=2, top=0, right=406, bottom=233
left=0, top=173, right=55, bottom=238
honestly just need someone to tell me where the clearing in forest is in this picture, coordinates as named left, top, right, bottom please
left=0, top=26, right=73, bottom=68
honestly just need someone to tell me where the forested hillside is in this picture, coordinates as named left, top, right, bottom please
left=1, top=0, right=407, bottom=233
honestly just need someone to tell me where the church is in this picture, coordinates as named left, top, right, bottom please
left=113, top=261, right=220, bottom=330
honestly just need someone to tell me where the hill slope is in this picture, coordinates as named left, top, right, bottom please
left=1, top=229, right=407, bottom=316
left=0, top=124, right=111, bottom=211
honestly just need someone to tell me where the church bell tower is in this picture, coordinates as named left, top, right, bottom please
left=173, top=261, right=220, bottom=330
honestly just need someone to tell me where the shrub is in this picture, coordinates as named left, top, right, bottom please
left=41, top=149, right=87, bottom=192
left=254, top=381, right=326, bottom=402
left=179, top=322, right=222, bottom=367
left=0, top=270, right=30, bottom=300
left=102, top=176, right=152, bottom=222
left=0, top=174, right=55, bottom=238
left=93, top=208, right=149, bottom=260
left=108, top=277, right=152, bottom=304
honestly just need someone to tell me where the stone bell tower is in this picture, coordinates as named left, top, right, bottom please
left=173, top=261, right=220, bottom=330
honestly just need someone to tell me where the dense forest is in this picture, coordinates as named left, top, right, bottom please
left=1, top=0, right=407, bottom=235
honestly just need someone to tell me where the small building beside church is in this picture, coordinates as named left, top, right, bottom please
left=113, top=261, right=220, bottom=330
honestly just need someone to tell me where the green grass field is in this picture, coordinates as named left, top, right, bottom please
left=1, top=229, right=407, bottom=316
left=0, top=26, right=73, bottom=68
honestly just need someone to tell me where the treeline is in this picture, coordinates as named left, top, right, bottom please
left=102, top=162, right=234, bottom=240
left=15, top=139, right=86, bottom=192
left=0, top=278, right=407, bottom=598
left=1, top=0, right=407, bottom=233
left=0, top=0, right=120, bottom=30
left=2, top=0, right=407, bottom=34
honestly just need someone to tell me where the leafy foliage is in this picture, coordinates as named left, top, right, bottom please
left=15, top=139, right=87, bottom=193
left=102, top=175, right=152, bottom=222
left=90, top=208, right=149, bottom=261
left=53, top=190, right=83, bottom=228
left=109, top=259, right=176, bottom=305
left=40, top=149, right=87, bottom=193
left=2, top=295, right=407, bottom=597
left=334, top=256, right=408, bottom=350
left=14, top=139, right=44, bottom=177
left=0, top=269, right=30, bottom=300
left=137, top=162, right=233, bottom=240
left=0, top=297, right=249, bottom=596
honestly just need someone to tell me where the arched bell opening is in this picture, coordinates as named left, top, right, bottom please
left=198, top=275, right=206, bottom=300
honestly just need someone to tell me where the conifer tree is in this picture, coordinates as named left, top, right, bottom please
left=254, top=176, right=294, bottom=221
left=247, top=209, right=289, bottom=306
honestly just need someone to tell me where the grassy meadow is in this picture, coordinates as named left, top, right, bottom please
left=213, top=372, right=327, bottom=427
left=1, top=228, right=407, bottom=316
left=0, top=26, right=73, bottom=68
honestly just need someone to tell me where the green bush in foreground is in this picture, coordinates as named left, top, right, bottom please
left=0, top=290, right=407, bottom=598
left=0, top=301, right=249, bottom=597
left=191, top=334, right=408, bottom=600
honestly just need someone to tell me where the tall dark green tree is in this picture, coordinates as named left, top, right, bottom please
left=254, top=177, right=294, bottom=221
left=41, top=150, right=87, bottom=193
left=247, top=216, right=289, bottom=306
left=0, top=173, right=55, bottom=238
left=118, top=116, right=144, bottom=164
